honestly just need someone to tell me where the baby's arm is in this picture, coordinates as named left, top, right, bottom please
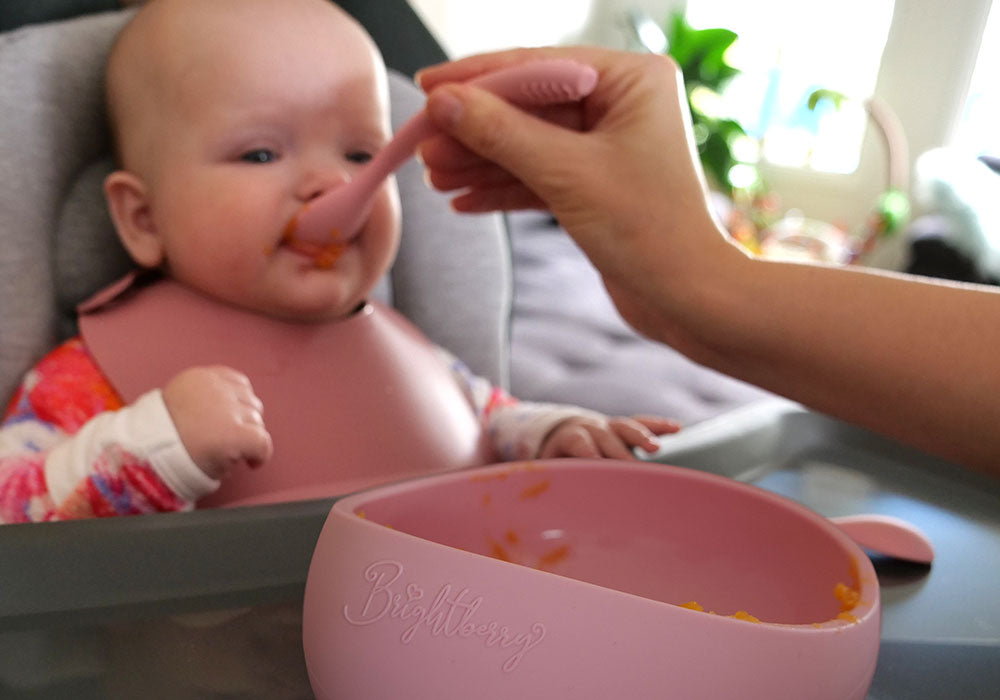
left=437, top=347, right=679, bottom=460
left=537, top=414, right=680, bottom=459
left=0, top=340, right=210, bottom=522
left=0, top=340, right=269, bottom=523
left=40, top=390, right=218, bottom=519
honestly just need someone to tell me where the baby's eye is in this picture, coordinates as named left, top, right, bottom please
left=240, top=148, right=278, bottom=164
left=346, top=151, right=373, bottom=164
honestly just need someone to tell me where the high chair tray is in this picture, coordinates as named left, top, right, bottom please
left=652, top=398, right=1000, bottom=700
left=0, top=399, right=997, bottom=699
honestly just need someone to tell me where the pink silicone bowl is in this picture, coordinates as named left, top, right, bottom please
left=303, top=460, right=880, bottom=699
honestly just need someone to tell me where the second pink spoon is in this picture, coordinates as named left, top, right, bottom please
left=830, top=514, right=935, bottom=564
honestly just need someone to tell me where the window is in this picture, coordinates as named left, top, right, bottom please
left=684, top=0, right=896, bottom=173
left=951, top=0, right=1000, bottom=156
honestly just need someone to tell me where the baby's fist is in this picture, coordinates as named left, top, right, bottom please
left=162, top=366, right=273, bottom=480
left=539, top=414, right=680, bottom=460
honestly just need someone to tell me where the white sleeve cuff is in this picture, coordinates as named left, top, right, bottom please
left=130, top=390, right=220, bottom=502
left=45, top=390, right=219, bottom=505
left=490, top=403, right=606, bottom=460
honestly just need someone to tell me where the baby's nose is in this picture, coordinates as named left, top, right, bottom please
left=298, top=163, right=351, bottom=202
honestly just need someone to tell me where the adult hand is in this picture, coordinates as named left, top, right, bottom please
left=418, top=47, right=748, bottom=349
left=419, top=48, right=1000, bottom=477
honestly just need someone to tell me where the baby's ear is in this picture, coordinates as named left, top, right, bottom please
left=103, top=170, right=164, bottom=268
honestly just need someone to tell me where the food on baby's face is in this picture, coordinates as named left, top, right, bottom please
left=280, top=212, right=347, bottom=268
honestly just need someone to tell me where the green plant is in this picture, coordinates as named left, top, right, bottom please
left=663, top=11, right=755, bottom=195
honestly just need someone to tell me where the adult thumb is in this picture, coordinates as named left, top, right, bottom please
left=425, top=83, right=574, bottom=194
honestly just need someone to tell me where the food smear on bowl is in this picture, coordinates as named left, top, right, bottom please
left=489, top=539, right=514, bottom=563
left=520, top=479, right=551, bottom=500
left=834, top=581, right=862, bottom=623
left=677, top=575, right=864, bottom=625
left=833, top=557, right=864, bottom=622
left=354, top=509, right=395, bottom=530
left=470, top=460, right=545, bottom=483
left=678, top=600, right=761, bottom=623
left=484, top=531, right=573, bottom=572
left=537, top=544, right=572, bottom=568
left=834, top=581, right=861, bottom=610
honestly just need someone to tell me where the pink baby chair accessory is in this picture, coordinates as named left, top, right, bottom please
left=303, top=459, right=880, bottom=700
left=78, top=274, right=492, bottom=507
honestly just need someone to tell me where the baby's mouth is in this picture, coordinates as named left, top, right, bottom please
left=279, top=215, right=348, bottom=269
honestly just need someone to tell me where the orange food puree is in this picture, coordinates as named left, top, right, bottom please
left=312, top=241, right=347, bottom=269
left=520, top=479, right=551, bottom=500
left=679, top=580, right=861, bottom=625
left=834, top=582, right=861, bottom=611
left=280, top=213, right=347, bottom=269
left=679, top=601, right=761, bottom=623
left=485, top=534, right=572, bottom=571
left=537, top=544, right=571, bottom=567
left=470, top=461, right=545, bottom=483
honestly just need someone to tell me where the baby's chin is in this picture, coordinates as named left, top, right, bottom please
left=263, top=296, right=367, bottom=324
left=203, top=284, right=366, bottom=324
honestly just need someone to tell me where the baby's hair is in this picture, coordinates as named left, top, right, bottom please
left=102, top=1, right=156, bottom=169
left=103, top=27, right=128, bottom=168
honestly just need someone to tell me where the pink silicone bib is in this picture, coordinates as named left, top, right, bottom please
left=79, top=276, right=492, bottom=506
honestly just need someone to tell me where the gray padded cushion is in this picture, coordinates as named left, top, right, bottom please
left=507, top=213, right=772, bottom=425
left=0, top=9, right=511, bottom=403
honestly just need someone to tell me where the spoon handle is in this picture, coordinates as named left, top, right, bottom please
left=289, top=59, right=598, bottom=245
left=830, top=514, right=935, bottom=564
left=354, top=59, right=599, bottom=197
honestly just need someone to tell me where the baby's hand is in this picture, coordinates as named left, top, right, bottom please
left=538, top=415, right=680, bottom=460
left=162, top=366, right=273, bottom=480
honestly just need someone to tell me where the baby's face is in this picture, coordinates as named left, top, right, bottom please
left=116, top=0, right=399, bottom=321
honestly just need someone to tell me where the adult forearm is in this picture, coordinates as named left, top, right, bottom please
left=677, top=254, right=1000, bottom=474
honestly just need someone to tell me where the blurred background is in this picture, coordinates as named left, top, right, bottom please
left=409, top=0, right=1000, bottom=276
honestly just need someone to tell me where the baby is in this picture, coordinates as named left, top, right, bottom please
left=0, top=0, right=678, bottom=524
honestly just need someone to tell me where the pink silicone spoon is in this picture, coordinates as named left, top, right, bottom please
left=284, top=59, right=599, bottom=251
left=830, top=514, right=935, bottom=564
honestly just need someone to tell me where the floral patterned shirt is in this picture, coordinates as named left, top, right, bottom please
left=0, top=338, right=598, bottom=523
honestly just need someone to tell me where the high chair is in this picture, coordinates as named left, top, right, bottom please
left=0, top=2, right=511, bottom=696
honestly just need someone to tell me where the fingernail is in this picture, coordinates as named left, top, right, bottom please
left=427, top=87, right=464, bottom=128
